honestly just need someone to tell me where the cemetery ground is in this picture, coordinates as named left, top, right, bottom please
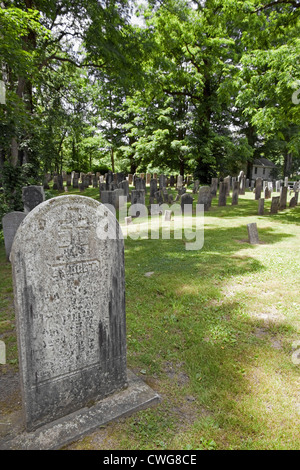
left=1, top=185, right=300, bottom=450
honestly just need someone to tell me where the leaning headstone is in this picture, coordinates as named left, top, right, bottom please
left=258, top=198, right=264, bottom=216
left=197, top=186, right=212, bottom=211
left=247, top=223, right=259, bottom=245
left=2, top=212, right=27, bottom=261
left=9, top=196, right=159, bottom=447
left=218, top=182, right=227, bottom=206
left=231, top=181, right=239, bottom=206
left=270, top=196, right=280, bottom=214
left=289, top=196, right=297, bottom=208
left=22, top=186, right=45, bottom=214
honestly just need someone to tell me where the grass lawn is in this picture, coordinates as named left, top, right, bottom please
left=1, top=184, right=300, bottom=450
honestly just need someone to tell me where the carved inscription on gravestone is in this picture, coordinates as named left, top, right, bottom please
left=11, top=196, right=127, bottom=431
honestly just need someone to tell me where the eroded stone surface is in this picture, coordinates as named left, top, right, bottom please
left=11, top=195, right=127, bottom=432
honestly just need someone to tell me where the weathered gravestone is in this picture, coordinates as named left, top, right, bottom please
left=177, top=175, right=183, bottom=190
left=150, top=179, right=158, bottom=197
left=180, top=193, right=193, bottom=214
left=258, top=198, right=264, bottom=216
left=289, top=196, right=297, bottom=208
left=247, top=223, right=259, bottom=245
left=218, top=182, right=227, bottom=207
left=231, top=181, right=239, bottom=206
left=159, top=174, right=166, bottom=190
left=9, top=196, right=159, bottom=448
left=2, top=212, right=27, bottom=261
left=131, top=190, right=145, bottom=206
left=100, top=189, right=126, bottom=210
left=279, top=186, right=288, bottom=210
left=22, top=186, right=45, bottom=214
left=193, top=180, right=200, bottom=194
left=224, top=176, right=231, bottom=196
left=255, top=178, right=263, bottom=201
left=238, top=171, right=245, bottom=195
left=270, top=196, right=280, bottom=214
left=210, top=178, right=218, bottom=197
left=197, top=186, right=212, bottom=211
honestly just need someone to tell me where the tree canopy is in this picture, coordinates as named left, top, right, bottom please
left=0, top=0, right=299, bottom=184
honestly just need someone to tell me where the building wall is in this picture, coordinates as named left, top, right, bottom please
left=252, top=166, right=273, bottom=180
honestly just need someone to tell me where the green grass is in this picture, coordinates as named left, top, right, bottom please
left=1, top=184, right=300, bottom=450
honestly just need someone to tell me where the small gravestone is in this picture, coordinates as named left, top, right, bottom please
left=22, top=186, right=45, bottom=214
left=270, top=196, right=280, bottom=214
left=164, top=210, right=172, bottom=221
left=180, top=193, right=193, bottom=214
left=193, top=180, right=200, bottom=194
left=2, top=212, right=27, bottom=261
left=198, top=186, right=212, bottom=211
left=231, top=181, right=239, bottom=206
left=159, top=174, right=166, bottom=190
left=125, top=216, right=132, bottom=225
left=238, top=171, right=245, bottom=195
left=131, top=190, right=145, bottom=206
left=150, top=179, right=157, bottom=197
left=247, top=223, right=259, bottom=244
left=289, top=196, right=296, bottom=208
left=73, top=177, right=79, bottom=189
left=8, top=196, right=159, bottom=448
left=218, top=182, right=227, bottom=206
left=135, top=177, right=146, bottom=192
left=177, top=175, right=183, bottom=190
left=258, top=198, right=264, bottom=215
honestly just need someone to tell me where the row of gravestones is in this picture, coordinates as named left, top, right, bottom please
left=43, top=171, right=193, bottom=191
left=3, top=175, right=299, bottom=262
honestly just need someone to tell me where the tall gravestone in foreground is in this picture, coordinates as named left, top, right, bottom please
left=9, top=195, right=159, bottom=449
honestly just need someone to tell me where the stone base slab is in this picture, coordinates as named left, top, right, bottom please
left=0, top=370, right=160, bottom=450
